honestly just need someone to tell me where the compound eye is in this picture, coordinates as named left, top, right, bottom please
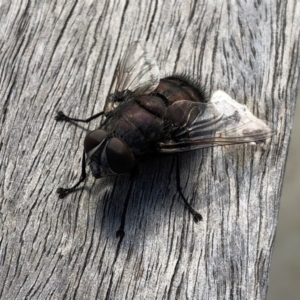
left=106, top=138, right=135, bottom=173
left=84, top=130, right=108, bottom=154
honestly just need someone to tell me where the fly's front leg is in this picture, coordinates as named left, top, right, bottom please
left=56, top=150, right=87, bottom=198
left=175, top=154, right=203, bottom=222
left=55, top=111, right=104, bottom=123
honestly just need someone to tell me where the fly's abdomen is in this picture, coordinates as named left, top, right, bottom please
left=153, top=76, right=207, bottom=104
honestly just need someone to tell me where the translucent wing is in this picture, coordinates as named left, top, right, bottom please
left=104, top=42, right=160, bottom=114
left=158, top=90, right=274, bottom=153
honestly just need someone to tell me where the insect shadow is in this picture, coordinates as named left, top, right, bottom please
left=89, top=153, right=199, bottom=240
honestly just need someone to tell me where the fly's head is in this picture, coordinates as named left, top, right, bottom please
left=84, top=130, right=135, bottom=178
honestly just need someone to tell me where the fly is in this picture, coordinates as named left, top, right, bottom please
left=55, top=42, right=273, bottom=229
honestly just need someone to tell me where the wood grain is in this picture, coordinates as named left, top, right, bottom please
left=1, top=1, right=299, bottom=299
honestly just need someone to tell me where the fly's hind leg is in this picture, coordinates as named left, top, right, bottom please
left=175, top=155, right=203, bottom=222
left=55, top=111, right=104, bottom=123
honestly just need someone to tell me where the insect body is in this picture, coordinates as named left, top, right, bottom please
left=55, top=42, right=273, bottom=223
left=93, top=75, right=209, bottom=175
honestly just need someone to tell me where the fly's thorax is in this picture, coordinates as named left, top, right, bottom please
left=102, top=96, right=167, bottom=156
left=84, top=129, right=135, bottom=177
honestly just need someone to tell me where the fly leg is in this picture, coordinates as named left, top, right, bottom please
left=55, top=111, right=104, bottom=123
left=176, top=155, right=203, bottom=222
left=56, top=150, right=87, bottom=198
left=116, top=166, right=139, bottom=239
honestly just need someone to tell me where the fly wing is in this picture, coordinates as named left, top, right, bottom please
left=104, top=42, right=160, bottom=114
left=158, top=90, right=274, bottom=153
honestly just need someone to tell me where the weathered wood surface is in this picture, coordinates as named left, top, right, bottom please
left=1, top=1, right=299, bottom=299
